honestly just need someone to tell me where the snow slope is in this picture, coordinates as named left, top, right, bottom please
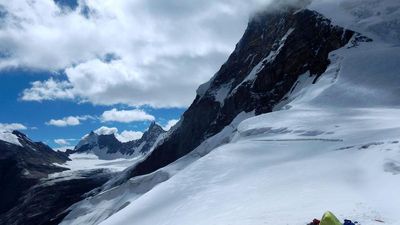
left=100, top=38, right=400, bottom=224
left=53, top=153, right=140, bottom=173
left=63, top=1, right=400, bottom=224
left=0, top=131, right=22, bottom=146
left=100, top=107, right=400, bottom=225
left=60, top=112, right=254, bottom=225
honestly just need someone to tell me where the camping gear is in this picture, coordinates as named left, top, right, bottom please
left=307, top=218, right=321, bottom=225
left=344, top=219, right=356, bottom=225
left=319, top=211, right=342, bottom=225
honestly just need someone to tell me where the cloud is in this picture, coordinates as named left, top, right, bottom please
left=94, top=126, right=143, bottom=142
left=162, top=119, right=179, bottom=131
left=3, top=0, right=273, bottom=108
left=94, top=126, right=118, bottom=135
left=54, top=139, right=70, bottom=145
left=54, top=138, right=76, bottom=146
left=0, top=123, right=27, bottom=131
left=116, top=130, right=144, bottom=143
left=46, top=115, right=93, bottom=127
left=101, top=108, right=155, bottom=123
left=21, top=78, right=74, bottom=102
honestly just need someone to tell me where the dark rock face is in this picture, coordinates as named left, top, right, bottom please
left=74, top=122, right=165, bottom=157
left=0, top=131, right=117, bottom=225
left=0, top=131, right=69, bottom=217
left=125, top=122, right=166, bottom=154
left=126, top=9, right=354, bottom=178
left=0, top=169, right=113, bottom=225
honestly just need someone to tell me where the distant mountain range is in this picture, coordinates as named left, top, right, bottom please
left=72, top=122, right=166, bottom=159
left=0, top=122, right=166, bottom=225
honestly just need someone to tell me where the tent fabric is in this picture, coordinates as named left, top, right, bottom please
left=319, top=211, right=342, bottom=225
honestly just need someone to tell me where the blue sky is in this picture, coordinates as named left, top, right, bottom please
left=0, top=0, right=266, bottom=149
left=0, top=68, right=185, bottom=148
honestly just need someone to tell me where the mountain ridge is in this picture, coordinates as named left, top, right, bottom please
left=123, top=7, right=354, bottom=180
left=73, top=122, right=166, bottom=159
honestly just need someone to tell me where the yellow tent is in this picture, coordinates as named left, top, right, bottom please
left=320, top=211, right=342, bottom=225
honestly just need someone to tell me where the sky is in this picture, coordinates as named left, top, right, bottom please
left=0, top=0, right=272, bottom=149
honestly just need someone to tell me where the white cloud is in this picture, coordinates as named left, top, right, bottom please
left=46, top=115, right=93, bottom=127
left=93, top=126, right=143, bottom=142
left=54, top=139, right=70, bottom=145
left=116, top=130, right=144, bottom=143
left=3, top=0, right=273, bottom=107
left=94, top=126, right=118, bottom=135
left=0, top=123, right=27, bottom=131
left=101, top=108, right=155, bottom=123
left=21, top=78, right=74, bottom=102
left=162, top=119, right=179, bottom=131
left=54, top=138, right=76, bottom=146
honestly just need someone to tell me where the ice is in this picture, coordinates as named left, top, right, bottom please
left=0, top=131, right=22, bottom=146
left=309, top=0, right=400, bottom=44
left=212, top=82, right=232, bottom=106
left=65, top=1, right=400, bottom=224
left=53, top=153, right=140, bottom=173
left=100, top=116, right=400, bottom=225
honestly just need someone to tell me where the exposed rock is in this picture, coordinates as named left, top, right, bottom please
left=0, top=169, right=113, bottom=225
left=124, top=8, right=354, bottom=180
left=73, top=122, right=166, bottom=159
left=0, top=131, right=69, bottom=216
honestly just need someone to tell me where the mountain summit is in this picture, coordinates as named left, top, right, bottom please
left=74, top=122, right=166, bottom=159
left=60, top=1, right=400, bottom=224
left=123, top=6, right=354, bottom=179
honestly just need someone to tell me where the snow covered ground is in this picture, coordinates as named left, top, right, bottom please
left=54, top=153, right=140, bottom=173
left=62, top=0, right=400, bottom=224
left=47, top=153, right=141, bottom=185
left=100, top=108, right=400, bottom=225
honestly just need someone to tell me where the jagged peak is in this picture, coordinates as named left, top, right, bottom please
left=147, top=121, right=165, bottom=133
left=11, top=130, right=28, bottom=139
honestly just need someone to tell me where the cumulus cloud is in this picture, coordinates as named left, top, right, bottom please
left=54, top=139, right=70, bottom=145
left=54, top=138, right=76, bottom=146
left=21, top=78, right=74, bottom=102
left=94, top=126, right=118, bottom=135
left=101, top=108, right=155, bottom=123
left=2, top=0, right=274, bottom=107
left=46, top=115, right=93, bottom=127
left=94, top=126, right=143, bottom=142
left=116, top=130, right=144, bottom=142
left=0, top=123, right=27, bottom=131
left=162, top=119, right=179, bottom=131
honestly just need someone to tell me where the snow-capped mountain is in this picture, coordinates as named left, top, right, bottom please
left=59, top=0, right=400, bottom=225
left=0, top=130, right=127, bottom=225
left=0, top=130, right=69, bottom=220
left=73, top=122, right=166, bottom=160
left=101, top=0, right=355, bottom=185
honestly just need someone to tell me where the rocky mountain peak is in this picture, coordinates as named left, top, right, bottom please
left=73, top=123, right=166, bottom=159
left=123, top=6, right=355, bottom=179
left=0, top=131, right=69, bottom=217
left=144, top=122, right=165, bottom=138
left=11, top=130, right=27, bottom=139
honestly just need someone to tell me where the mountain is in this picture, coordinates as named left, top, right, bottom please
left=115, top=4, right=354, bottom=182
left=0, top=131, right=69, bottom=217
left=73, top=122, right=166, bottom=159
left=0, top=122, right=166, bottom=225
left=0, top=131, right=117, bottom=225
left=61, top=3, right=354, bottom=225
left=60, top=0, right=400, bottom=224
